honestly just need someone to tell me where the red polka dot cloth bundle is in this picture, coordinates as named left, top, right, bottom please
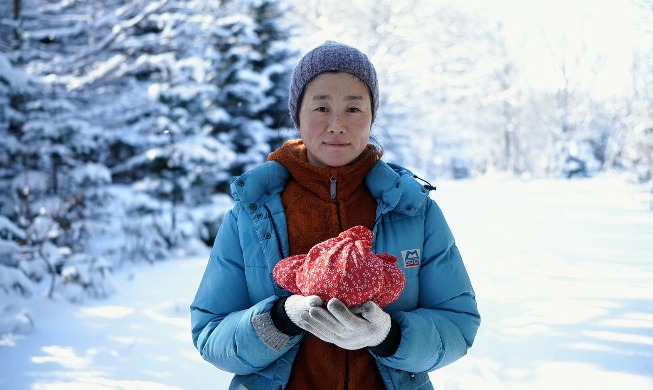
left=273, top=225, right=406, bottom=307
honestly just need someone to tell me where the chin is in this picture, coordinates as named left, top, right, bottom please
left=311, top=152, right=357, bottom=167
left=326, top=159, right=355, bottom=167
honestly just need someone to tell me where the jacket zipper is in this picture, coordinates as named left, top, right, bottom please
left=344, top=351, right=349, bottom=390
left=330, top=167, right=343, bottom=231
left=329, top=167, right=338, bottom=200
left=335, top=202, right=342, bottom=231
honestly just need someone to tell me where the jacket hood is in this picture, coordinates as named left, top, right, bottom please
left=365, top=162, right=430, bottom=217
left=230, top=161, right=290, bottom=204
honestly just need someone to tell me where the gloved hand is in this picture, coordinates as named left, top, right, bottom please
left=300, top=298, right=391, bottom=350
left=284, top=294, right=324, bottom=330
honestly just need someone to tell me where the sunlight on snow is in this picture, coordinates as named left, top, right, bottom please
left=503, top=300, right=609, bottom=328
left=144, top=308, right=187, bottom=328
left=584, top=331, right=653, bottom=347
left=598, top=312, right=653, bottom=329
left=31, top=346, right=91, bottom=369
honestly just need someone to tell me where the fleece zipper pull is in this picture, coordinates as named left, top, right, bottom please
left=329, top=167, right=338, bottom=200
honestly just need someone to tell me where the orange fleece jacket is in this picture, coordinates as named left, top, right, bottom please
left=269, top=140, right=386, bottom=390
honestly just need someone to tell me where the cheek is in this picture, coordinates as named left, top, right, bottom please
left=351, top=112, right=372, bottom=130
left=300, top=115, right=326, bottom=136
left=353, top=120, right=371, bottom=140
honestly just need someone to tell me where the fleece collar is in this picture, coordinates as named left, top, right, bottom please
left=268, top=139, right=382, bottom=202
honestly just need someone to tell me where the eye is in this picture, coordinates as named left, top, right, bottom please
left=315, top=106, right=328, bottom=112
left=347, top=107, right=361, bottom=113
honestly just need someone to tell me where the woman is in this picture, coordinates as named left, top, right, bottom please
left=191, top=41, right=480, bottom=390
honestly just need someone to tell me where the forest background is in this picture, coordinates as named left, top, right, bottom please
left=1, top=0, right=652, bottom=307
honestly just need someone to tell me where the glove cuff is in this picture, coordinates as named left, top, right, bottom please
left=270, top=296, right=303, bottom=336
left=368, top=319, right=401, bottom=357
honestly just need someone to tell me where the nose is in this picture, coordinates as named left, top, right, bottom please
left=328, top=113, right=346, bottom=134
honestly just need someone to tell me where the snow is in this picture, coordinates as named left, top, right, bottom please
left=0, top=258, right=232, bottom=389
left=1, top=176, right=652, bottom=389
left=0, top=216, right=26, bottom=241
left=70, top=163, right=112, bottom=187
left=0, top=55, right=31, bottom=91
left=429, top=175, right=653, bottom=389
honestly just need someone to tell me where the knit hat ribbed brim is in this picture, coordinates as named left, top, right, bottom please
left=288, top=41, right=379, bottom=128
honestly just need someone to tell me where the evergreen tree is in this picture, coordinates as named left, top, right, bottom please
left=0, top=52, right=37, bottom=297
left=1, top=0, right=298, bottom=302
left=209, top=0, right=296, bottom=177
left=1, top=47, right=114, bottom=299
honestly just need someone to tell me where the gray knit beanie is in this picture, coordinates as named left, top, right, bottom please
left=288, top=41, right=379, bottom=128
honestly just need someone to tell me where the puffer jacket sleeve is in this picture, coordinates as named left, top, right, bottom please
left=374, top=198, right=480, bottom=372
left=190, top=207, right=301, bottom=375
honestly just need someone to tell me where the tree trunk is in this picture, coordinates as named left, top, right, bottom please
left=13, top=0, right=21, bottom=43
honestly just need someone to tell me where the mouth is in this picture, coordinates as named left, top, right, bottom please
left=324, top=141, right=349, bottom=147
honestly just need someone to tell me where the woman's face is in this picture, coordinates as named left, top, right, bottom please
left=298, top=72, right=372, bottom=167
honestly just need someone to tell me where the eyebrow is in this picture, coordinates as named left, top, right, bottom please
left=311, top=95, right=365, bottom=101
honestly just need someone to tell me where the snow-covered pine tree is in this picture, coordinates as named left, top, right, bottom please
left=208, top=0, right=296, bottom=180
left=0, top=45, right=114, bottom=300
left=109, top=0, right=296, bottom=247
left=3, top=0, right=297, bottom=289
left=0, top=0, right=175, bottom=299
left=0, top=52, right=39, bottom=298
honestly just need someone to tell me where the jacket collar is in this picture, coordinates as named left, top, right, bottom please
left=230, top=159, right=429, bottom=216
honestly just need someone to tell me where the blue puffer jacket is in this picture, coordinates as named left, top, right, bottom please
left=191, top=159, right=480, bottom=390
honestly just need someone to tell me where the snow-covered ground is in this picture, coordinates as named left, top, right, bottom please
left=1, top=176, right=652, bottom=390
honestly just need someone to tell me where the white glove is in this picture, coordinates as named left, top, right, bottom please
left=301, top=298, right=391, bottom=350
left=284, top=294, right=324, bottom=330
